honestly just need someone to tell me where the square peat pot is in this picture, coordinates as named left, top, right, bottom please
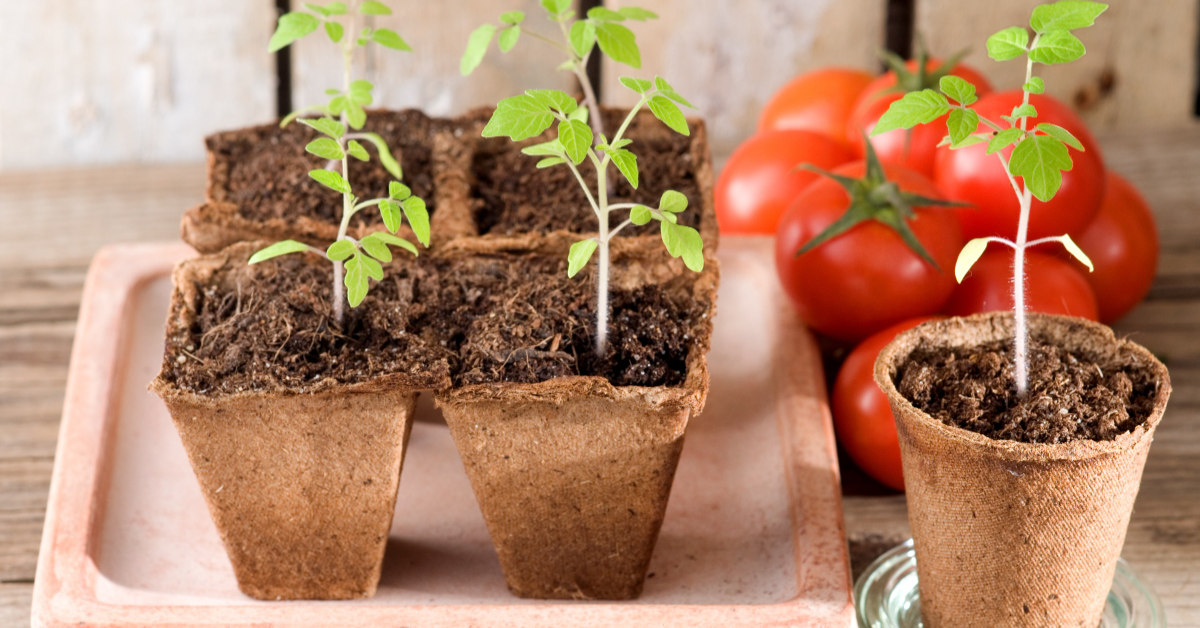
left=32, top=237, right=853, bottom=628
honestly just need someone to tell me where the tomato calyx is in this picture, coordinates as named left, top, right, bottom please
left=796, top=140, right=966, bottom=270
left=880, top=35, right=969, bottom=94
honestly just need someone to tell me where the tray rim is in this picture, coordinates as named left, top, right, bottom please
left=32, top=237, right=854, bottom=627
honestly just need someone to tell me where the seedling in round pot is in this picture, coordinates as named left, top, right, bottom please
left=151, top=0, right=443, bottom=601
left=868, top=2, right=1172, bottom=626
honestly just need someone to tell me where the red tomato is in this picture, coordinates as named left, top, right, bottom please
left=715, top=130, right=854, bottom=235
left=775, top=161, right=964, bottom=342
left=834, top=316, right=943, bottom=491
left=846, top=60, right=994, bottom=177
left=935, top=91, right=1106, bottom=241
left=944, top=249, right=1099, bottom=320
left=1068, top=172, right=1159, bottom=323
left=758, top=68, right=875, bottom=149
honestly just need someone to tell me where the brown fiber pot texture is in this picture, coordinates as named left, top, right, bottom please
left=434, top=242, right=718, bottom=600
left=150, top=248, right=431, bottom=601
left=874, top=312, right=1171, bottom=628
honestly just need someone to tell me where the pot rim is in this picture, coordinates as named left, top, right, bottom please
left=873, top=311, right=1172, bottom=463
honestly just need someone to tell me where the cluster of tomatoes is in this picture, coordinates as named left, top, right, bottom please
left=714, top=62, right=1160, bottom=491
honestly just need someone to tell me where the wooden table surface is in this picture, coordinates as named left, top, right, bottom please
left=2, top=129, right=1198, bottom=626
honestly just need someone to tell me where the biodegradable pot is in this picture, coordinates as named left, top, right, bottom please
left=150, top=243, right=448, bottom=600
left=434, top=239, right=718, bottom=600
left=874, top=312, right=1171, bottom=628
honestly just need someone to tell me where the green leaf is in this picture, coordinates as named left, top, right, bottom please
left=949, top=134, right=988, bottom=149
left=541, top=0, right=571, bottom=15
left=358, top=133, right=401, bottom=178
left=1030, top=1, right=1108, bottom=33
left=568, top=106, right=589, bottom=123
left=401, top=196, right=431, bottom=246
left=364, top=231, right=418, bottom=256
left=587, top=7, right=626, bottom=21
left=558, top=119, right=593, bottom=164
left=620, top=76, right=653, bottom=94
left=569, top=20, right=596, bottom=57
left=305, top=3, right=331, bottom=16
left=359, top=254, right=384, bottom=281
left=608, top=148, right=638, bottom=188
left=328, top=95, right=348, bottom=115
left=659, top=190, right=688, bottom=213
left=939, top=75, right=978, bottom=106
left=380, top=199, right=402, bottom=233
left=946, top=108, right=979, bottom=145
left=986, top=26, right=1029, bottom=61
left=498, top=25, right=521, bottom=52
left=661, top=221, right=681, bottom=255
left=309, top=169, right=351, bottom=194
left=537, top=157, right=565, bottom=168
left=360, top=235, right=392, bottom=263
left=249, top=240, right=311, bottom=264
left=344, top=258, right=369, bottom=307
left=389, top=181, right=411, bottom=200
left=348, top=79, right=373, bottom=105
left=630, top=205, right=652, bottom=225
left=325, top=21, right=344, bottom=43
left=1036, top=123, right=1084, bottom=151
left=594, top=22, right=641, bottom=68
left=269, top=12, right=319, bottom=52
left=675, top=225, right=704, bottom=272
left=1029, top=30, right=1085, bottom=65
left=647, top=95, right=689, bottom=136
left=528, top=89, right=577, bottom=115
left=1009, top=134, right=1073, bottom=201
left=461, top=24, right=497, bottom=75
left=955, top=238, right=991, bottom=282
left=618, top=6, right=658, bottom=20
left=346, top=139, right=368, bottom=161
left=1024, top=76, right=1046, bottom=94
left=871, top=89, right=951, bottom=135
left=1007, top=103, right=1038, bottom=122
left=654, top=76, right=695, bottom=108
left=305, top=137, right=344, bottom=160
left=360, top=0, right=392, bottom=15
left=521, top=140, right=565, bottom=157
left=346, top=104, right=367, bottom=131
left=299, top=117, right=345, bottom=139
left=482, top=94, right=556, bottom=140
left=1057, top=234, right=1094, bottom=271
left=567, top=240, right=598, bottom=278
left=987, top=127, right=1024, bottom=154
left=280, top=105, right=330, bottom=128
left=500, top=10, right=525, bottom=24
left=326, top=239, right=357, bottom=261
left=322, top=2, right=347, bottom=15
left=372, top=28, right=411, bottom=51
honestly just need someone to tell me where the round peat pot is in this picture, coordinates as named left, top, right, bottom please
left=874, top=312, right=1171, bottom=628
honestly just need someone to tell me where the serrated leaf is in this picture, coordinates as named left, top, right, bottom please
left=379, top=199, right=402, bottom=232
left=569, top=20, right=596, bottom=57
left=389, top=181, right=411, bottom=200
left=939, top=75, right=978, bottom=106
left=326, top=239, right=357, bottom=261
left=498, top=25, right=521, bottom=52
left=946, top=108, right=979, bottom=144
left=987, top=127, right=1024, bottom=154
left=360, top=0, right=391, bottom=15
left=1030, top=1, right=1108, bottom=33
left=608, top=148, right=638, bottom=188
left=482, top=94, right=556, bottom=140
left=1010, top=134, right=1073, bottom=201
left=461, top=24, right=497, bottom=75
left=587, top=7, right=626, bottom=21
left=325, top=21, right=344, bottom=43
left=1009, top=103, right=1038, bottom=121
left=647, top=95, right=689, bottom=136
left=1036, top=123, right=1084, bottom=151
left=955, top=238, right=991, bottom=282
left=558, top=119, right=593, bottom=164
left=567, top=240, right=598, bottom=278
left=346, top=139, right=368, bottom=161
left=630, top=205, right=652, bottom=225
left=298, top=117, right=345, bottom=138
left=659, top=190, right=688, bottom=213
left=305, top=137, right=344, bottom=160
left=309, top=169, right=351, bottom=194
left=1057, top=234, right=1094, bottom=271
left=358, top=132, right=402, bottom=178
left=500, top=10, right=525, bottom=24
left=365, top=231, right=418, bottom=256
left=871, top=89, right=951, bottom=135
left=372, top=28, right=411, bottom=51
left=360, top=236, right=392, bottom=262
left=249, top=240, right=311, bottom=264
left=521, top=140, right=564, bottom=157
left=620, top=76, right=653, bottom=94
left=654, top=76, right=695, bottom=108
left=269, top=12, right=319, bottom=52
left=401, top=196, right=430, bottom=246
left=528, top=89, right=577, bottom=115
left=1029, top=29, right=1085, bottom=65
left=986, top=26, right=1029, bottom=61
left=618, top=6, right=658, bottom=20
left=1024, top=76, right=1046, bottom=94
left=541, top=0, right=571, bottom=15
left=537, top=157, right=565, bottom=168
left=595, top=22, right=640, bottom=68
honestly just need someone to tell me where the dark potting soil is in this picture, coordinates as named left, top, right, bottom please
left=161, top=252, right=452, bottom=395
left=209, top=110, right=440, bottom=230
left=471, top=109, right=702, bottom=236
left=897, top=337, right=1160, bottom=444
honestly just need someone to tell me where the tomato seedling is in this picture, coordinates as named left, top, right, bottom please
left=874, top=0, right=1105, bottom=395
left=250, top=0, right=430, bottom=329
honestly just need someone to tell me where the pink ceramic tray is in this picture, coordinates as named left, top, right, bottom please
left=32, top=237, right=853, bottom=627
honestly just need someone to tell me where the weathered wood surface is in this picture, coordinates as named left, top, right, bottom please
left=0, top=1, right=277, bottom=170
left=600, top=0, right=888, bottom=156
left=916, top=0, right=1199, bottom=133
left=2, top=129, right=1200, bottom=623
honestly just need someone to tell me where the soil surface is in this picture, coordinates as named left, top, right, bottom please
left=898, top=337, right=1160, bottom=443
left=209, top=110, right=441, bottom=230
left=161, top=252, right=452, bottom=395
left=471, top=109, right=702, bottom=236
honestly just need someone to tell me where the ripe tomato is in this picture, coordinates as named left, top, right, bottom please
left=834, top=316, right=943, bottom=491
left=775, top=161, right=964, bottom=342
left=758, top=68, right=875, bottom=149
left=935, top=91, right=1106, bottom=242
left=846, top=59, right=993, bottom=177
left=944, top=249, right=1099, bottom=320
left=715, top=130, right=853, bottom=235
left=1068, top=171, right=1159, bottom=323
